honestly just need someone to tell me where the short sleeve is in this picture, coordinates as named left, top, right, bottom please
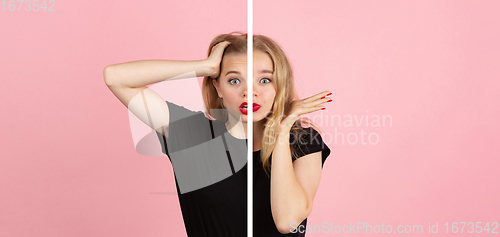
left=156, top=101, right=212, bottom=157
left=155, top=101, right=247, bottom=194
left=290, top=127, right=331, bottom=168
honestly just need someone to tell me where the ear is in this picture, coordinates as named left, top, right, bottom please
left=212, top=79, right=222, bottom=98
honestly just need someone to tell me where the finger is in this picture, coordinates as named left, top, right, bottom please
left=210, top=42, right=231, bottom=59
left=290, top=103, right=326, bottom=118
left=212, top=41, right=231, bottom=51
left=303, top=96, right=332, bottom=108
left=300, top=105, right=326, bottom=115
left=302, top=91, right=331, bottom=103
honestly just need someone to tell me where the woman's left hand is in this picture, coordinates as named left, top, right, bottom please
left=279, top=91, right=332, bottom=130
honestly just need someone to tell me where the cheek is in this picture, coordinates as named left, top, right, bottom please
left=264, top=92, right=276, bottom=108
left=228, top=92, right=242, bottom=107
left=266, top=90, right=277, bottom=101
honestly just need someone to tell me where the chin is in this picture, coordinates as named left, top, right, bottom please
left=243, top=115, right=268, bottom=124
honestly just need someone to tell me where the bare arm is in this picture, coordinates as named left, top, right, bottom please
left=104, top=60, right=213, bottom=89
left=103, top=41, right=231, bottom=134
left=270, top=130, right=323, bottom=234
left=270, top=91, right=331, bottom=234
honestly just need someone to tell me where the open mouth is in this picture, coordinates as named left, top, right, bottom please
left=239, top=102, right=261, bottom=115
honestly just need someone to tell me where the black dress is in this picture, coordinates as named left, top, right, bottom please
left=156, top=101, right=331, bottom=236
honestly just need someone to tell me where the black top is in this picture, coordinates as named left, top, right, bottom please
left=155, top=101, right=331, bottom=236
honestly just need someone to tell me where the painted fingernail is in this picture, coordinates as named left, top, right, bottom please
left=327, top=99, right=332, bottom=102
left=321, top=96, right=325, bottom=99
left=327, top=92, right=332, bottom=96
left=321, top=107, right=326, bottom=110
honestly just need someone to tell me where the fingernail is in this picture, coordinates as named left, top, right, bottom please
left=327, top=92, right=332, bottom=96
left=321, top=96, right=325, bottom=99
left=327, top=99, right=332, bottom=102
left=321, top=107, right=326, bottom=110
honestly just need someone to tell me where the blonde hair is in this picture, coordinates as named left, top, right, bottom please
left=202, top=32, right=317, bottom=177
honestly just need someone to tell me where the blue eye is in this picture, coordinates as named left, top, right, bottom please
left=260, top=78, right=271, bottom=83
left=229, top=78, right=240, bottom=85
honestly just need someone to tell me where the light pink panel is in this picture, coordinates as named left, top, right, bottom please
left=0, top=1, right=244, bottom=237
left=255, top=0, right=500, bottom=236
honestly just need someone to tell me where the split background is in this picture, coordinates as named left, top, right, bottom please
left=1, top=0, right=499, bottom=236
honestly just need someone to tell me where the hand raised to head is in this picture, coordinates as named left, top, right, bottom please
left=206, top=41, right=231, bottom=79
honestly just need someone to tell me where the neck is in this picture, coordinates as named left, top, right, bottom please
left=250, top=120, right=266, bottom=152
left=225, top=117, right=266, bottom=152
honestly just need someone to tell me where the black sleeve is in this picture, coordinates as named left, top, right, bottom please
left=290, top=127, right=331, bottom=168
left=156, top=101, right=212, bottom=157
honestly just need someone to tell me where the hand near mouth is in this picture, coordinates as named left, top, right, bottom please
left=279, top=91, right=332, bottom=130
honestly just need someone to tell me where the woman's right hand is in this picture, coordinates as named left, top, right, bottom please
left=205, top=41, right=231, bottom=79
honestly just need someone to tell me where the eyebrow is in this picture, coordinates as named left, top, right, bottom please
left=225, top=69, right=273, bottom=76
left=225, top=70, right=241, bottom=76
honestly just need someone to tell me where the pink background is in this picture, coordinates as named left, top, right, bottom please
left=1, top=1, right=499, bottom=237
left=0, top=1, right=245, bottom=236
left=254, top=0, right=500, bottom=236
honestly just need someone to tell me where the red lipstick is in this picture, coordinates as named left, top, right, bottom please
left=239, top=102, right=261, bottom=115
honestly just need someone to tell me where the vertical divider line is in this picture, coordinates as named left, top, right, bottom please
left=247, top=0, right=253, bottom=236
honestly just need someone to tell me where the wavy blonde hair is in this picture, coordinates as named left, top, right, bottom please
left=202, top=32, right=317, bottom=177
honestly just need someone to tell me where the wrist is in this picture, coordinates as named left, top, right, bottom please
left=278, top=124, right=291, bottom=137
left=190, top=59, right=212, bottom=78
left=199, top=58, right=220, bottom=78
left=275, top=127, right=292, bottom=149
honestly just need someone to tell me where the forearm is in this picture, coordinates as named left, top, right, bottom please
left=270, top=126, right=310, bottom=231
left=104, top=59, right=212, bottom=88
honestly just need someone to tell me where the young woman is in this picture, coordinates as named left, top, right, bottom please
left=104, top=32, right=331, bottom=236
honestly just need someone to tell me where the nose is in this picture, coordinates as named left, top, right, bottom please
left=243, top=84, right=259, bottom=98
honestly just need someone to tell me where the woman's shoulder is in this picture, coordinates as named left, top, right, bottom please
left=290, top=125, right=331, bottom=166
left=165, top=101, right=206, bottom=119
left=290, top=126, right=323, bottom=148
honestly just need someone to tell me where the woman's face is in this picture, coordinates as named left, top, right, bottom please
left=213, top=50, right=276, bottom=124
